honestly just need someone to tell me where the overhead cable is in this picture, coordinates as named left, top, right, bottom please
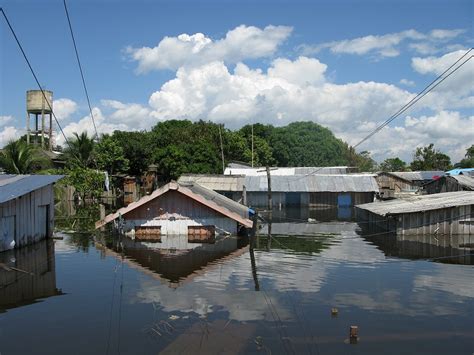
left=63, top=0, right=99, bottom=139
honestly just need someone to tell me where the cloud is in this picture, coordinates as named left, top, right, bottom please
left=147, top=58, right=413, bottom=130
left=299, top=28, right=465, bottom=58
left=411, top=49, right=472, bottom=75
left=0, top=115, right=13, bottom=127
left=399, top=78, right=415, bottom=87
left=0, top=126, right=21, bottom=148
left=342, top=111, right=473, bottom=162
left=126, top=25, right=293, bottom=72
left=53, top=98, right=78, bottom=121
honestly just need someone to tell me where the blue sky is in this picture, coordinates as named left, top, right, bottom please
left=1, top=0, right=473, bottom=162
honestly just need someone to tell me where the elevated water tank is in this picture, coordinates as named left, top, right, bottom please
left=27, top=90, right=53, bottom=113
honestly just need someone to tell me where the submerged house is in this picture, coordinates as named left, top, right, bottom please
left=0, top=175, right=63, bottom=252
left=424, top=174, right=474, bottom=195
left=179, top=174, right=378, bottom=208
left=376, top=171, right=444, bottom=198
left=95, top=181, right=253, bottom=240
left=356, top=191, right=474, bottom=236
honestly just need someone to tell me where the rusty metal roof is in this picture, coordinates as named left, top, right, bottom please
left=356, top=191, right=474, bottom=216
left=0, top=174, right=63, bottom=204
left=96, top=181, right=253, bottom=229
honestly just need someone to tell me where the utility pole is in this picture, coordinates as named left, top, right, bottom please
left=266, top=166, right=272, bottom=211
left=251, top=123, right=254, bottom=167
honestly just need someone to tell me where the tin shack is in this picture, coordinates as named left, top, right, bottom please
left=356, top=191, right=474, bottom=236
left=376, top=171, right=444, bottom=198
left=0, top=174, right=63, bottom=252
left=424, top=174, right=474, bottom=195
left=95, top=181, right=253, bottom=241
left=179, top=174, right=378, bottom=208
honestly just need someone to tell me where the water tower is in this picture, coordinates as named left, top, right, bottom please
left=26, top=90, right=54, bottom=150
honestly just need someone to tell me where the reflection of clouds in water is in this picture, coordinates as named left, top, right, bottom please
left=320, top=236, right=387, bottom=266
left=413, top=264, right=474, bottom=299
left=132, top=233, right=391, bottom=321
left=133, top=277, right=290, bottom=322
left=332, top=289, right=467, bottom=317
left=53, top=233, right=81, bottom=254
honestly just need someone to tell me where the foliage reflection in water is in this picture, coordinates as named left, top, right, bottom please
left=0, top=208, right=472, bottom=354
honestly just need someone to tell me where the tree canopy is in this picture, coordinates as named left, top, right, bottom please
left=410, top=143, right=452, bottom=171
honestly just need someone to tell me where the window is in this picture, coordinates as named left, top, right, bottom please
left=188, top=225, right=215, bottom=243
left=134, top=226, right=161, bottom=241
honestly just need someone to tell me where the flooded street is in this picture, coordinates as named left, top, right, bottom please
left=1, top=209, right=473, bottom=354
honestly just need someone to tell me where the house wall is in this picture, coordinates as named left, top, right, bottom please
left=121, top=190, right=239, bottom=236
left=246, top=191, right=374, bottom=208
left=0, top=185, right=55, bottom=252
left=396, top=205, right=474, bottom=236
left=376, top=174, right=416, bottom=192
left=357, top=205, right=474, bottom=236
left=309, top=192, right=375, bottom=207
left=424, top=177, right=467, bottom=195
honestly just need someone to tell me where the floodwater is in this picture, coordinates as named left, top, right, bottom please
left=0, top=208, right=473, bottom=354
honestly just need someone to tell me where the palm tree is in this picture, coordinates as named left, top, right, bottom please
left=63, top=132, right=95, bottom=167
left=0, top=140, right=50, bottom=174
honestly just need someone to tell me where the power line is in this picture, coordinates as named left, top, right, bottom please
left=63, top=0, right=99, bottom=139
left=0, top=7, right=74, bottom=152
left=353, top=48, right=473, bottom=149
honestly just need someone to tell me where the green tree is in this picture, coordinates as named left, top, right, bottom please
left=455, top=145, right=474, bottom=168
left=63, top=132, right=95, bottom=167
left=410, top=143, right=452, bottom=171
left=110, top=130, right=153, bottom=176
left=62, top=164, right=104, bottom=201
left=380, top=157, right=407, bottom=172
left=0, top=140, right=51, bottom=174
left=94, top=135, right=129, bottom=175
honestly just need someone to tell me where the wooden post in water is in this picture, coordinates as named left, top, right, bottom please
left=99, top=204, right=106, bottom=232
left=266, top=166, right=272, bottom=211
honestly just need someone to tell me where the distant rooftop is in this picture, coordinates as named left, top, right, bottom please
left=445, top=168, right=474, bottom=176
left=380, top=171, right=444, bottom=182
left=224, top=166, right=358, bottom=176
left=179, top=174, right=379, bottom=193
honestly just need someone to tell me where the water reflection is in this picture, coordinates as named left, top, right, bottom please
left=366, top=233, right=474, bottom=265
left=0, top=239, right=62, bottom=312
left=97, top=235, right=249, bottom=287
left=0, top=209, right=472, bottom=354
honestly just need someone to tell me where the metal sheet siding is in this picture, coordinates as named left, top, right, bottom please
left=0, top=184, right=55, bottom=252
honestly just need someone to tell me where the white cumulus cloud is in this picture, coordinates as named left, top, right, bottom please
left=53, top=98, right=78, bottom=121
left=126, top=25, right=293, bottom=72
left=0, top=126, right=21, bottom=148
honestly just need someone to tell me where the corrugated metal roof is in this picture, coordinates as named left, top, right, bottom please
left=0, top=174, right=63, bottom=204
left=178, top=174, right=244, bottom=191
left=452, top=175, right=474, bottom=190
left=179, top=174, right=378, bottom=193
left=244, top=174, right=379, bottom=193
left=224, top=166, right=355, bottom=176
left=96, top=181, right=252, bottom=229
left=182, top=182, right=249, bottom=219
left=356, top=191, right=474, bottom=216
left=384, top=171, right=444, bottom=182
